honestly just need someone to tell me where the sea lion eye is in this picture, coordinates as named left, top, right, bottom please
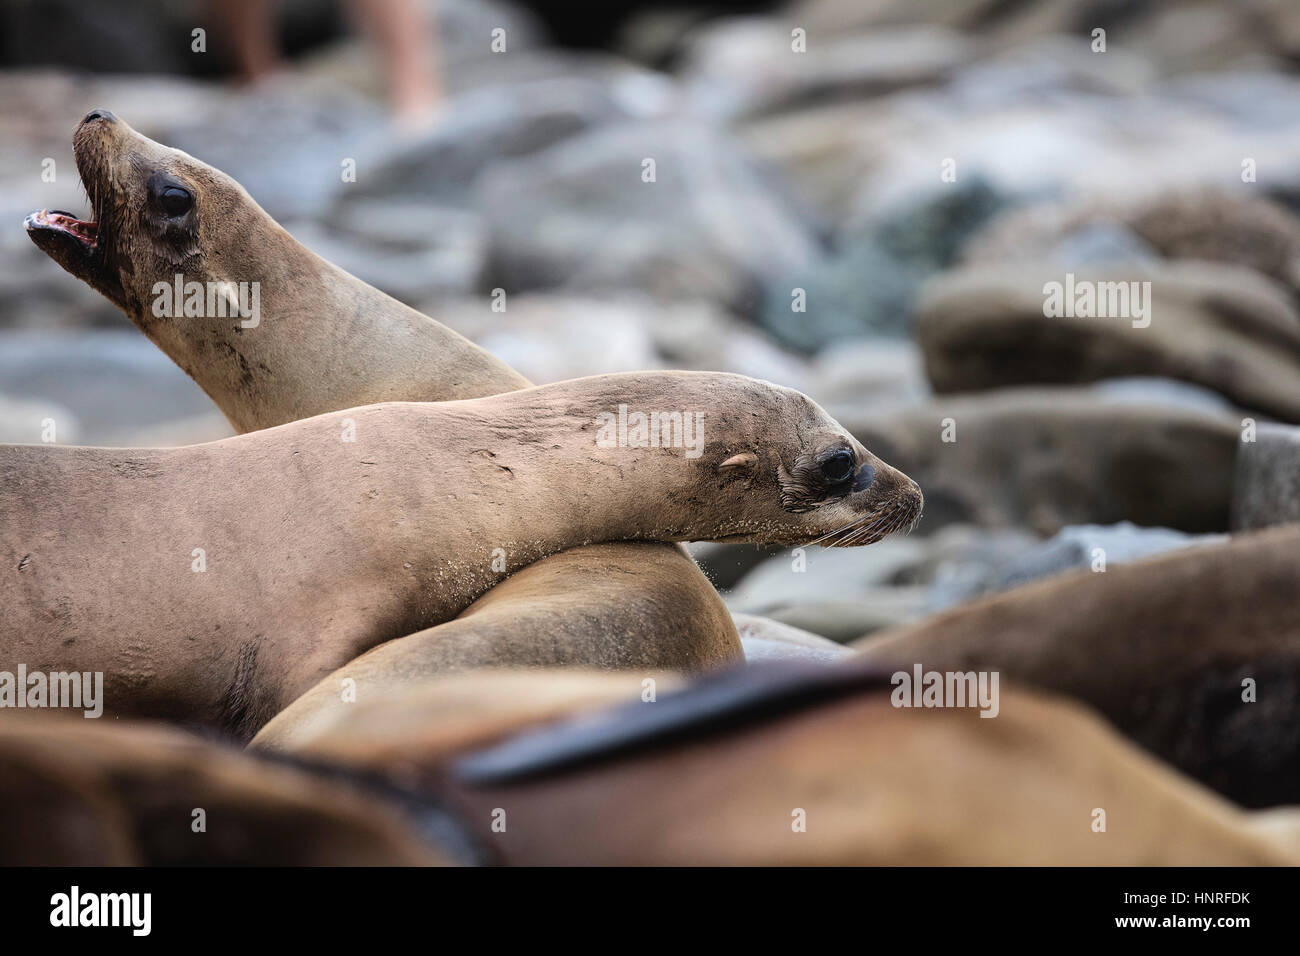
left=159, top=186, right=193, bottom=216
left=820, top=449, right=854, bottom=484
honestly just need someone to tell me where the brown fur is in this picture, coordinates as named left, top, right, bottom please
left=253, top=666, right=1296, bottom=865
left=0, top=715, right=448, bottom=865
left=853, top=524, right=1300, bottom=808
left=2, top=371, right=921, bottom=735
left=24, top=110, right=748, bottom=692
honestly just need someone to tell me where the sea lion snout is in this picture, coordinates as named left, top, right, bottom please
left=80, top=108, right=117, bottom=127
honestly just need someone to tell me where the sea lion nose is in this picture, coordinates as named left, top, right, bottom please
left=851, top=462, right=876, bottom=493
left=82, top=108, right=117, bottom=126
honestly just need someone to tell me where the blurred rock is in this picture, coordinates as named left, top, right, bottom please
left=966, top=189, right=1300, bottom=292
left=725, top=537, right=931, bottom=614
left=758, top=177, right=1006, bottom=349
left=289, top=202, right=486, bottom=302
left=424, top=293, right=809, bottom=387
left=432, top=294, right=660, bottom=383
left=687, top=541, right=785, bottom=592
left=0, top=331, right=221, bottom=445
left=913, top=523, right=1042, bottom=609
left=789, top=0, right=1297, bottom=74
left=646, top=299, right=810, bottom=388
left=843, top=385, right=1240, bottom=534
left=917, top=260, right=1300, bottom=421
left=813, top=339, right=930, bottom=413
left=1232, top=423, right=1300, bottom=531
left=679, top=18, right=973, bottom=120
left=475, top=120, right=820, bottom=316
left=744, top=56, right=1300, bottom=233
left=336, top=75, right=671, bottom=209
left=765, top=593, right=928, bottom=642
left=0, top=393, right=79, bottom=444
left=733, top=613, right=853, bottom=663
left=931, top=521, right=1225, bottom=609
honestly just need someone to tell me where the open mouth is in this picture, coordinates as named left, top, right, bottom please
left=25, top=208, right=99, bottom=251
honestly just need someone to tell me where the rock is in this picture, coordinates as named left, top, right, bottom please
left=917, top=260, right=1300, bottom=422
left=966, top=189, right=1300, bottom=292
left=916, top=524, right=1043, bottom=610
left=932, top=522, right=1225, bottom=609
left=336, top=75, right=666, bottom=209
left=757, top=177, right=1006, bottom=350
left=765, top=593, right=928, bottom=642
left=0, top=331, right=219, bottom=445
left=422, top=293, right=808, bottom=387
left=1232, top=423, right=1300, bottom=531
left=813, top=339, right=930, bottom=413
left=645, top=300, right=810, bottom=389
left=758, top=238, right=921, bottom=348
left=1090, top=377, right=1234, bottom=415
left=725, top=537, right=931, bottom=614
left=843, top=385, right=1240, bottom=534
left=474, top=119, right=821, bottom=316
left=678, top=18, right=973, bottom=120
left=430, top=294, right=661, bottom=384
left=0, top=394, right=79, bottom=444
left=743, top=57, right=1300, bottom=233
left=688, top=542, right=786, bottom=592
left=288, top=203, right=486, bottom=302
left=789, top=0, right=1297, bottom=74
left=733, top=613, right=853, bottom=663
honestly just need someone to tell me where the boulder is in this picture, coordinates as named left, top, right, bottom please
left=475, top=120, right=820, bottom=316
left=917, top=260, right=1300, bottom=421
left=843, top=385, right=1240, bottom=533
left=1232, top=423, right=1300, bottom=530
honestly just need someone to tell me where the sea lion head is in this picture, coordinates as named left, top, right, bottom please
left=25, top=109, right=279, bottom=324
left=707, top=380, right=923, bottom=547
left=586, top=372, right=923, bottom=548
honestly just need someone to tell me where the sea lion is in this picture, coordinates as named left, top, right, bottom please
left=255, top=663, right=1296, bottom=865
left=3, top=371, right=922, bottom=736
left=0, top=715, right=457, bottom=866
left=853, top=523, right=1300, bottom=808
left=23, top=108, right=745, bottom=682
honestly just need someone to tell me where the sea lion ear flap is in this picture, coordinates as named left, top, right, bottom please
left=718, top=452, right=758, bottom=477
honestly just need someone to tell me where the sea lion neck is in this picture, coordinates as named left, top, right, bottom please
left=26, top=111, right=530, bottom=433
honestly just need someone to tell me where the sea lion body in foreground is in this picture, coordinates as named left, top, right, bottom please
left=854, top=524, right=1300, bottom=808
left=257, top=664, right=1294, bottom=865
left=0, top=716, right=455, bottom=865
left=25, top=109, right=746, bottom=678
left=4, top=371, right=921, bottom=735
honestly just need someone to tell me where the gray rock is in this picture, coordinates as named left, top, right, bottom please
left=338, top=76, right=662, bottom=209
left=758, top=177, right=1005, bottom=350
left=725, top=537, right=930, bottom=614
left=287, top=207, right=486, bottom=303
left=475, top=119, right=820, bottom=315
left=1091, top=377, right=1234, bottom=415
left=0, top=394, right=79, bottom=444
left=733, top=613, right=852, bottom=663
left=931, top=522, right=1224, bottom=609
left=814, top=339, right=930, bottom=413
left=0, top=331, right=217, bottom=445
left=765, top=592, right=929, bottom=642
left=844, top=384, right=1241, bottom=534
left=1232, top=423, right=1300, bottom=530
left=679, top=18, right=973, bottom=120
left=917, top=260, right=1300, bottom=422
